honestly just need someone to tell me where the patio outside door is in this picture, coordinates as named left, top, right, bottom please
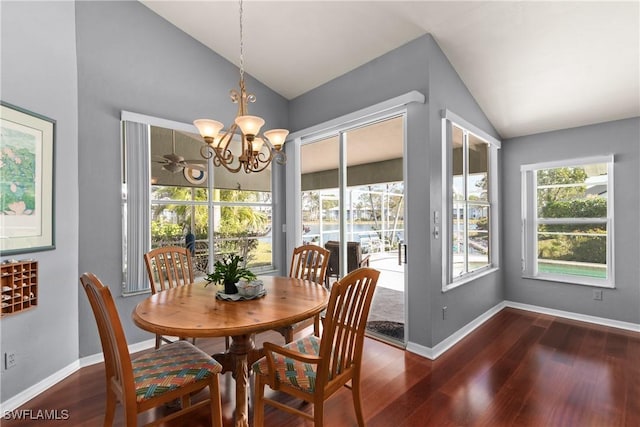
left=299, top=115, right=406, bottom=346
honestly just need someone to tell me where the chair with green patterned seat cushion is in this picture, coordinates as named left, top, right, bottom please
left=253, top=335, right=321, bottom=393
left=80, top=272, right=223, bottom=427
left=252, top=267, right=380, bottom=427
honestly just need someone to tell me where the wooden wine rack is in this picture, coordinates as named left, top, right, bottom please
left=1, top=260, right=38, bottom=317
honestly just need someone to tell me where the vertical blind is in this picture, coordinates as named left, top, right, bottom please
left=122, top=120, right=151, bottom=294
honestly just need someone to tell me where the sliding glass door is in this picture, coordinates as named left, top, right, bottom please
left=299, top=115, right=406, bottom=345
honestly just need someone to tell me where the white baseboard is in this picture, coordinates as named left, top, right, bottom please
left=430, top=301, right=507, bottom=359
left=504, top=301, right=640, bottom=332
left=406, top=300, right=639, bottom=361
left=406, top=301, right=506, bottom=360
left=1, top=338, right=156, bottom=413
left=79, top=338, right=155, bottom=368
left=405, top=341, right=434, bottom=359
left=0, top=360, right=79, bottom=415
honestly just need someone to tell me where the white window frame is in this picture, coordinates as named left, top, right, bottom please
left=521, top=155, right=614, bottom=288
left=441, top=110, right=501, bottom=291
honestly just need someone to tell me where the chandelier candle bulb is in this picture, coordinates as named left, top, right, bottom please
left=264, top=129, right=289, bottom=150
left=251, top=137, right=266, bottom=154
left=193, top=119, right=224, bottom=143
left=234, top=115, right=265, bottom=138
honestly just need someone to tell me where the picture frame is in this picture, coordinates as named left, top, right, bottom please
left=0, top=102, right=55, bottom=255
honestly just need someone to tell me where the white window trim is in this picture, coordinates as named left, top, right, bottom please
left=521, top=154, right=615, bottom=288
left=441, top=110, right=500, bottom=292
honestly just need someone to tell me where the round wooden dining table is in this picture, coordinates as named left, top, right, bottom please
left=132, top=275, right=329, bottom=427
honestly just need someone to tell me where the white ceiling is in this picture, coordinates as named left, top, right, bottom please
left=141, top=0, right=640, bottom=139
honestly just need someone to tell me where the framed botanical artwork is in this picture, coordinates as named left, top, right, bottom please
left=0, top=102, right=55, bottom=255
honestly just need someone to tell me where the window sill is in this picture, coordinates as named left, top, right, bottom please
left=255, top=268, right=280, bottom=276
left=443, top=267, right=500, bottom=292
left=522, top=273, right=615, bottom=289
left=121, top=289, right=151, bottom=298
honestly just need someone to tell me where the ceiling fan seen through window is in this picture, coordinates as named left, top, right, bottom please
left=152, top=129, right=206, bottom=174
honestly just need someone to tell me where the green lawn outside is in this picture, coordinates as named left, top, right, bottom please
left=248, top=241, right=273, bottom=268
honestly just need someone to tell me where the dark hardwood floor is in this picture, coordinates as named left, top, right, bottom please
left=4, top=307, right=639, bottom=426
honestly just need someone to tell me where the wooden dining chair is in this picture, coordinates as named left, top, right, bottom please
left=144, top=246, right=196, bottom=349
left=277, top=244, right=330, bottom=342
left=144, top=245, right=194, bottom=294
left=289, top=244, right=330, bottom=285
left=80, top=272, right=223, bottom=427
left=144, top=246, right=231, bottom=350
left=253, top=267, right=380, bottom=427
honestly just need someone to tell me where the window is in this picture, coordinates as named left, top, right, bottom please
left=442, top=111, right=500, bottom=290
left=150, top=185, right=273, bottom=275
left=122, top=117, right=274, bottom=295
left=521, top=156, right=614, bottom=287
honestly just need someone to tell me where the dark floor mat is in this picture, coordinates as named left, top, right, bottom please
left=366, top=320, right=404, bottom=341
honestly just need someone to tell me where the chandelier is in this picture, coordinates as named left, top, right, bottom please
left=193, top=0, right=288, bottom=174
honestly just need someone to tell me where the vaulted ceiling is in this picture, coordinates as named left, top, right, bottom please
left=142, top=1, right=639, bottom=139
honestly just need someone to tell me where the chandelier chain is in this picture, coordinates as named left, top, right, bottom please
left=238, top=0, right=244, bottom=80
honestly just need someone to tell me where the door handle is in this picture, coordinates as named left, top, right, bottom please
left=398, top=242, right=408, bottom=265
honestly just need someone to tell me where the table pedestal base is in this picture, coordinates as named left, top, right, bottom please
left=213, top=334, right=265, bottom=427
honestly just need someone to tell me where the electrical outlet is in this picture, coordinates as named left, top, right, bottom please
left=4, top=352, right=17, bottom=369
left=593, top=289, right=603, bottom=301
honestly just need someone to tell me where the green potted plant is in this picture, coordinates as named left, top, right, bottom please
left=205, top=254, right=256, bottom=294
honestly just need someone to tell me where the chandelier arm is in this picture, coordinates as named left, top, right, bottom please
left=217, top=153, right=244, bottom=174
left=230, top=88, right=241, bottom=106
left=274, top=149, right=287, bottom=165
left=216, top=147, right=234, bottom=164
left=261, top=135, right=277, bottom=152
left=199, top=144, right=214, bottom=160
left=201, top=145, right=234, bottom=170
left=218, top=125, right=237, bottom=152
left=249, top=154, right=261, bottom=173
left=246, top=160, right=271, bottom=174
left=254, top=150, right=272, bottom=164
left=245, top=152, right=274, bottom=174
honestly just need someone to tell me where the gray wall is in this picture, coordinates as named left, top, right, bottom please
left=0, top=1, right=79, bottom=401
left=75, top=0, right=288, bottom=357
left=289, top=34, right=502, bottom=348
left=424, top=37, right=503, bottom=345
left=503, top=118, right=640, bottom=323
